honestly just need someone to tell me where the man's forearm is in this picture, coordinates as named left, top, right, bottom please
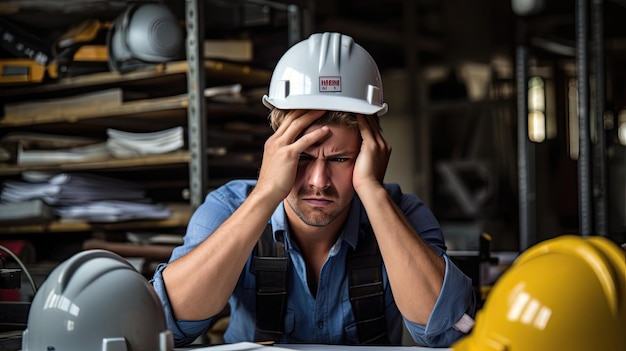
left=357, top=185, right=445, bottom=325
left=162, top=190, right=279, bottom=320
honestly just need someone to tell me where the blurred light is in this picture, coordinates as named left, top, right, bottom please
left=528, top=76, right=547, bottom=143
left=568, top=79, right=579, bottom=159
left=529, top=77, right=545, bottom=111
left=618, top=109, right=626, bottom=146
left=529, top=111, right=546, bottom=142
left=512, top=0, right=546, bottom=16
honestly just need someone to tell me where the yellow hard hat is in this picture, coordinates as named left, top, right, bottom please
left=452, top=235, right=626, bottom=351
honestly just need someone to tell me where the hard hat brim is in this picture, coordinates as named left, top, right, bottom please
left=262, top=95, right=388, bottom=116
left=450, top=337, right=472, bottom=351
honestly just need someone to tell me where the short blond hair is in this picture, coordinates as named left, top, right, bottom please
left=268, top=109, right=379, bottom=132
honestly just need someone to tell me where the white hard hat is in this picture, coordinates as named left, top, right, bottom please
left=262, top=32, right=388, bottom=116
left=22, top=249, right=173, bottom=351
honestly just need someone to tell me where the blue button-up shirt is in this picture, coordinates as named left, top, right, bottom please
left=151, top=180, right=475, bottom=347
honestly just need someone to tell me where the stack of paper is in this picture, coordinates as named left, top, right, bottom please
left=0, top=132, right=109, bottom=165
left=1, top=127, right=186, bottom=165
left=17, top=142, right=110, bottom=165
left=1, top=173, right=145, bottom=205
left=54, top=200, right=171, bottom=222
left=0, top=173, right=171, bottom=223
left=106, top=126, right=184, bottom=158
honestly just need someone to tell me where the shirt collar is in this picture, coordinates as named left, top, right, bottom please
left=340, top=194, right=365, bottom=250
left=270, top=201, right=287, bottom=240
left=270, top=195, right=366, bottom=252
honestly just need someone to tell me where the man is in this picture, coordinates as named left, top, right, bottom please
left=151, top=32, right=476, bottom=347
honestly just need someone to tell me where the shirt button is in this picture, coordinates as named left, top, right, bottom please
left=317, top=321, right=323, bottom=329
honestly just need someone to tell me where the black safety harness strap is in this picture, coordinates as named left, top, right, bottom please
left=346, top=224, right=391, bottom=345
left=253, top=223, right=288, bottom=343
left=253, top=222, right=390, bottom=345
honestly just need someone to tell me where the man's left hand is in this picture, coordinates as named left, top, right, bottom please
left=353, top=114, right=391, bottom=193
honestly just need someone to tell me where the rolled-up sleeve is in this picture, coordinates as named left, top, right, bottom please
left=387, top=183, right=476, bottom=347
left=151, top=263, right=213, bottom=345
left=150, top=180, right=254, bottom=345
left=403, top=255, right=475, bottom=346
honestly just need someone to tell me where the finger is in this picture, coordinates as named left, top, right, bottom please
left=363, top=115, right=388, bottom=148
left=273, top=109, right=308, bottom=136
left=357, top=114, right=375, bottom=142
left=280, top=110, right=326, bottom=141
left=291, top=125, right=330, bottom=152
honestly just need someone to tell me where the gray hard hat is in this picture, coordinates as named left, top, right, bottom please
left=22, top=249, right=173, bottom=351
left=108, top=2, right=183, bottom=72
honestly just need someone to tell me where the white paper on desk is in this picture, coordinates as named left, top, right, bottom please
left=280, top=345, right=450, bottom=351
left=182, top=344, right=450, bottom=351
left=188, top=342, right=297, bottom=351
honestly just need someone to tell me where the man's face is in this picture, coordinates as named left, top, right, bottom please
left=285, top=122, right=360, bottom=227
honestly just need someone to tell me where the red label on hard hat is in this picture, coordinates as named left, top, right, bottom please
left=319, top=77, right=341, bottom=92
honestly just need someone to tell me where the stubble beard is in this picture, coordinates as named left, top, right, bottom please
left=286, top=188, right=342, bottom=227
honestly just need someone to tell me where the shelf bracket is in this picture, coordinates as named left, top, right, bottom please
left=185, top=0, right=208, bottom=210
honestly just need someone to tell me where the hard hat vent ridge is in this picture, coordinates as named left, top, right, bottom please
left=316, top=32, right=347, bottom=74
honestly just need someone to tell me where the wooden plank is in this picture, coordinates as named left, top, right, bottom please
left=52, top=60, right=272, bottom=88
left=0, top=60, right=270, bottom=98
left=0, top=94, right=188, bottom=126
left=203, top=60, right=271, bottom=86
left=82, top=238, right=177, bottom=261
left=3, top=88, right=123, bottom=120
left=0, top=203, right=192, bottom=234
left=56, top=62, right=186, bottom=86
left=0, top=150, right=190, bottom=175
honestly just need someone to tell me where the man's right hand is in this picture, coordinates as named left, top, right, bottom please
left=254, top=109, right=328, bottom=205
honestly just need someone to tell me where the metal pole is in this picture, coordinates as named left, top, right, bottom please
left=591, top=0, right=608, bottom=236
left=301, top=0, right=316, bottom=37
left=186, top=0, right=208, bottom=209
left=404, top=0, right=431, bottom=205
left=516, top=45, right=536, bottom=251
left=287, top=4, right=301, bottom=47
left=576, top=0, right=592, bottom=236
